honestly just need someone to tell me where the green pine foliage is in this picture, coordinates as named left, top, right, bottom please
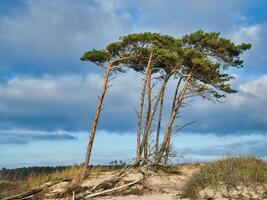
left=81, top=30, right=251, bottom=102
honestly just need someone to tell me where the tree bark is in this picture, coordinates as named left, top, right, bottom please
left=143, top=51, right=153, bottom=162
left=158, top=69, right=195, bottom=163
left=80, top=57, right=128, bottom=181
left=163, top=76, right=182, bottom=164
left=140, top=73, right=172, bottom=159
left=136, top=70, right=149, bottom=162
left=154, top=83, right=165, bottom=164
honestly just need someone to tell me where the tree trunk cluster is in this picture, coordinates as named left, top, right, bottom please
left=136, top=54, right=195, bottom=165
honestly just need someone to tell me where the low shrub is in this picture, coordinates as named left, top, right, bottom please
left=180, top=156, right=267, bottom=199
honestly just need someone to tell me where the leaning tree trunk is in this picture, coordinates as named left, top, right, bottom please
left=163, top=76, right=182, bottom=164
left=154, top=85, right=165, bottom=164
left=158, top=69, right=195, bottom=163
left=143, top=51, right=153, bottom=163
left=80, top=63, right=112, bottom=181
left=80, top=57, right=128, bottom=181
left=136, top=69, right=149, bottom=162
left=155, top=76, right=182, bottom=165
left=140, top=73, right=172, bottom=159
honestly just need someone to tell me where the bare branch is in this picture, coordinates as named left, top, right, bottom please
left=174, top=121, right=198, bottom=134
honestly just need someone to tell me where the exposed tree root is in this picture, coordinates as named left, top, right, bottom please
left=84, top=178, right=143, bottom=199
left=72, top=170, right=134, bottom=199
left=92, top=170, right=131, bottom=191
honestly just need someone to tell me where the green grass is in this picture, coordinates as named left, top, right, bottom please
left=180, top=156, right=267, bottom=199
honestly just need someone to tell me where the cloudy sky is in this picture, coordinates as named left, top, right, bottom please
left=0, top=0, right=267, bottom=168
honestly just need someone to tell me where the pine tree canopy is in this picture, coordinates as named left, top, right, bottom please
left=81, top=30, right=251, bottom=100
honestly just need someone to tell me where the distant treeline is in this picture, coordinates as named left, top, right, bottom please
left=0, top=161, right=126, bottom=181
left=0, top=166, right=70, bottom=181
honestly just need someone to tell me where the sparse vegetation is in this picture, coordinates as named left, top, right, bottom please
left=0, top=164, right=128, bottom=198
left=180, top=156, right=267, bottom=199
left=21, top=166, right=81, bottom=189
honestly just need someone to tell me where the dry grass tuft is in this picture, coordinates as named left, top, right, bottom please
left=21, top=165, right=117, bottom=189
left=180, top=156, right=267, bottom=199
left=21, top=166, right=82, bottom=189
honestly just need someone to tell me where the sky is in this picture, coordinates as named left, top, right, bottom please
left=0, top=0, right=267, bottom=168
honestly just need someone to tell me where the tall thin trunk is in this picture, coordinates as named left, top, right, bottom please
left=154, top=84, right=165, bottom=164
left=163, top=76, right=182, bottom=164
left=143, top=52, right=153, bottom=162
left=80, top=57, right=128, bottom=181
left=140, top=73, right=172, bottom=158
left=80, top=63, right=112, bottom=181
left=136, top=72, right=148, bottom=162
left=158, top=69, right=195, bottom=163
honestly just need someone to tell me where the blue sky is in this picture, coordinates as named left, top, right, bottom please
left=0, top=0, right=267, bottom=168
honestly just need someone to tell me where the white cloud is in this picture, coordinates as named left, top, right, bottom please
left=0, top=71, right=141, bottom=131
left=239, top=74, right=267, bottom=99
left=233, top=25, right=262, bottom=43
left=0, top=71, right=266, bottom=134
left=0, top=0, right=133, bottom=72
left=178, top=73, right=267, bottom=133
left=230, top=23, right=267, bottom=70
left=230, top=75, right=267, bottom=124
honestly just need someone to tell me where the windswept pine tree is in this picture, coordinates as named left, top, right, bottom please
left=80, top=31, right=251, bottom=181
left=80, top=49, right=130, bottom=181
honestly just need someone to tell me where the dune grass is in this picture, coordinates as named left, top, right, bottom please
left=180, top=156, right=267, bottom=199
left=20, top=165, right=122, bottom=189
left=21, top=166, right=81, bottom=189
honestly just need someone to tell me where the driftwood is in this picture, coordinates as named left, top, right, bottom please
left=75, top=168, right=145, bottom=200
left=84, top=178, right=143, bottom=199
left=74, top=170, right=132, bottom=199
left=92, top=171, right=130, bottom=191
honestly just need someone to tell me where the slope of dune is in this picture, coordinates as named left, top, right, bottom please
left=1, top=157, right=267, bottom=200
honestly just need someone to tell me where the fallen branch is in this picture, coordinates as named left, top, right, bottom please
left=92, top=170, right=131, bottom=191
left=74, top=170, right=132, bottom=199
left=84, top=178, right=143, bottom=199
